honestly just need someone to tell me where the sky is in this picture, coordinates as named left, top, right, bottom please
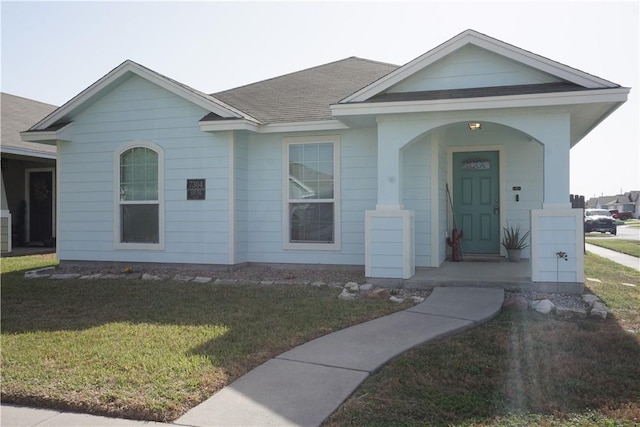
left=1, top=1, right=638, bottom=199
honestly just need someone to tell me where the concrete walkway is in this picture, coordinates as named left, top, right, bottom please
left=1, top=287, right=503, bottom=427
left=175, top=286, right=503, bottom=427
left=585, top=243, right=640, bottom=271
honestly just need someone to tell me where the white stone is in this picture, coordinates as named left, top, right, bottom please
left=193, top=277, right=212, bottom=283
left=582, top=294, right=600, bottom=307
left=410, top=296, right=425, bottom=303
left=50, top=273, right=80, bottom=280
left=338, top=289, right=356, bottom=300
left=310, top=281, right=326, bottom=287
left=586, top=277, right=602, bottom=283
left=344, top=282, right=360, bottom=292
left=530, top=299, right=554, bottom=314
left=555, top=306, right=587, bottom=319
left=590, top=301, right=609, bottom=319
left=142, top=273, right=168, bottom=281
left=24, top=267, right=55, bottom=278
left=390, top=296, right=405, bottom=303
left=80, top=274, right=103, bottom=280
left=358, top=283, right=373, bottom=292
left=174, top=275, right=193, bottom=282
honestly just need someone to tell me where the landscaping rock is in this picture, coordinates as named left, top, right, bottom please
left=338, top=289, right=356, bottom=301
left=344, top=282, right=360, bottom=292
left=555, top=306, right=587, bottom=319
left=358, top=283, right=373, bottom=292
left=101, top=274, right=125, bottom=279
left=142, top=273, right=168, bottom=281
left=530, top=299, right=554, bottom=314
left=193, top=277, right=212, bottom=283
left=310, top=281, right=326, bottom=287
left=582, top=294, right=600, bottom=307
left=50, top=273, right=80, bottom=280
left=80, top=274, right=103, bottom=280
left=174, top=275, right=194, bottom=282
left=390, top=296, right=405, bottom=303
left=24, top=267, right=55, bottom=279
left=410, top=296, right=425, bottom=304
left=590, top=301, right=609, bottom=319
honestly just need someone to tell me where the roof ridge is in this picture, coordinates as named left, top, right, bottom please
left=213, top=56, right=398, bottom=96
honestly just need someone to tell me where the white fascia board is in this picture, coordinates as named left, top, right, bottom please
left=332, top=88, right=630, bottom=116
left=199, top=119, right=259, bottom=132
left=32, top=60, right=252, bottom=131
left=259, top=120, right=349, bottom=133
left=200, top=119, right=349, bottom=134
left=19, top=122, right=74, bottom=144
left=343, top=30, right=618, bottom=103
left=0, top=146, right=56, bottom=159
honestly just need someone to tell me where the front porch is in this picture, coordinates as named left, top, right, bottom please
left=371, top=257, right=584, bottom=294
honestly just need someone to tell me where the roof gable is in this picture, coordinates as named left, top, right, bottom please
left=342, top=29, right=620, bottom=103
left=387, top=44, right=564, bottom=93
left=28, top=60, right=254, bottom=132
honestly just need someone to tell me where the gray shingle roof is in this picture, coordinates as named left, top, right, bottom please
left=1, top=93, right=57, bottom=157
left=212, top=57, right=398, bottom=124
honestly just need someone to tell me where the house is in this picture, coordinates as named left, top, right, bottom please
left=21, top=30, right=629, bottom=287
left=1, top=93, right=58, bottom=253
left=588, top=191, right=640, bottom=218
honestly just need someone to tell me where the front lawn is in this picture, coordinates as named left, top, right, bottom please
left=586, top=238, right=640, bottom=258
left=326, top=253, right=640, bottom=426
left=0, top=255, right=409, bottom=422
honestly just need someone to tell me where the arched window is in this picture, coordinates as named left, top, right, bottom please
left=115, top=142, right=163, bottom=249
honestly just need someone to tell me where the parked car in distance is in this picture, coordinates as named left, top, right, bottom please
left=585, top=209, right=617, bottom=235
left=608, top=209, right=634, bottom=220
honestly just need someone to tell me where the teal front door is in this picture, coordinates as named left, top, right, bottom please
left=452, top=151, right=500, bottom=254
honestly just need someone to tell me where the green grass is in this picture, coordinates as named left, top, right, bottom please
left=586, top=238, right=640, bottom=258
left=326, top=254, right=640, bottom=427
left=1, top=255, right=410, bottom=422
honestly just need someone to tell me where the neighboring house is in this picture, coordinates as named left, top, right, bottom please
left=21, top=30, right=629, bottom=287
left=588, top=191, right=640, bottom=218
left=1, top=93, right=57, bottom=253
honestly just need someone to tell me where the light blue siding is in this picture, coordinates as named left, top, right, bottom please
left=58, top=75, right=231, bottom=265
left=389, top=45, right=561, bottom=93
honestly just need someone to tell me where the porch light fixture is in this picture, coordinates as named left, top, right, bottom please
left=468, top=122, right=481, bottom=131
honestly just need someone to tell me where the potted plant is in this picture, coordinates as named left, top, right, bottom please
left=501, top=223, right=530, bottom=262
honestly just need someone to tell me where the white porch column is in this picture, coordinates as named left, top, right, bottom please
left=376, top=120, right=405, bottom=209
left=530, top=208, right=584, bottom=287
left=365, top=118, right=416, bottom=279
left=539, top=114, right=571, bottom=209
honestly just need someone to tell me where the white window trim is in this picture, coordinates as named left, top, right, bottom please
left=114, top=141, right=165, bottom=250
left=282, top=135, right=341, bottom=251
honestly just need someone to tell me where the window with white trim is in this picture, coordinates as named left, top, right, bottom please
left=284, top=136, right=340, bottom=250
left=116, top=142, right=164, bottom=249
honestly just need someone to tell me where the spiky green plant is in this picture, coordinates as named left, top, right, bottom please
left=501, top=223, right=530, bottom=250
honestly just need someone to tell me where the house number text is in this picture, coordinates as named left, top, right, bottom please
left=187, top=179, right=206, bottom=200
